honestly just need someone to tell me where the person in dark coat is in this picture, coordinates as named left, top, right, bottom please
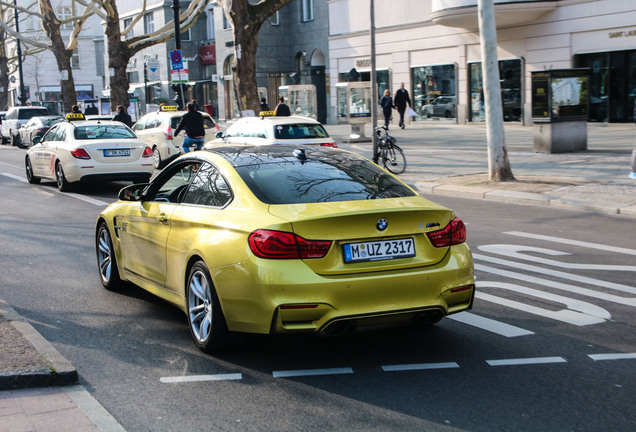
left=394, top=83, right=411, bottom=129
left=274, top=96, right=291, bottom=116
left=112, top=105, right=132, bottom=127
left=260, top=98, right=269, bottom=111
left=380, top=89, right=394, bottom=129
left=174, top=102, right=205, bottom=153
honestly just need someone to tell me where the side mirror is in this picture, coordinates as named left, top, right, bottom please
left=118, top=183, right=149, bottom=201
left=216, top=131, right=224, bottom=138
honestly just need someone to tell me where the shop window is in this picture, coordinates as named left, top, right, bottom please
left=337, top=69, right=390, bottom=102
left=411, top=64, right=457, bottom=120
left=468, top=59, right=522, bottom=122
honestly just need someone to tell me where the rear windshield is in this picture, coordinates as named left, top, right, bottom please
left=273, top=124, right=329, bottom=140
left=18, top=109, right=49, bottom=120
left=74, top=125, right=136, bottom=140
left=235, top=156, right=415, bottom=204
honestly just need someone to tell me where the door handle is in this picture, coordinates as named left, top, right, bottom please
left=156, top=213, right=168, bottom=223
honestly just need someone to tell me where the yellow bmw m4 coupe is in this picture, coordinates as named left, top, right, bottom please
left=95, top=145, right=474, bottom=353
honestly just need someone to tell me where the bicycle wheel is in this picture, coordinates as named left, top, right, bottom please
left=382, top=144, right=406, bottom=174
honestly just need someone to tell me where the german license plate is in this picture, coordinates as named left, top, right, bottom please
left=343, top=238, right=415, bottom=263
left=104, top=149, right=130, bottom=157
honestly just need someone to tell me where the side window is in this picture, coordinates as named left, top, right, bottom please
left=202, top=117, right=215, bottom=130
left=182, top=162, right=233, bottom=207
left=132, top=117, right=146, bottom=131
left=56, top=128, right=67, bottom=142
left=150, top=162, right=201, bottom=203
left=42, top=125, right=59, bottom=142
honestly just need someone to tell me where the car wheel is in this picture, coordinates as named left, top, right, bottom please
left=426, top=111, right=431, bottom=118
left=444, top=110, right=451, bottom=118
left=11, top=133, right=21, bottom=147
left=152, top=146, right=163, bottom=169
left=186, top=261, right=230, bottom=353
left=25, top=157, right=40, bottom=184
left=96, top=222, right=123, bottom=291
left=55, top=162, right=72, bottom=192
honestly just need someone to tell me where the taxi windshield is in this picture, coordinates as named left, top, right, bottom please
left=74, top=125, right=136, bottom=140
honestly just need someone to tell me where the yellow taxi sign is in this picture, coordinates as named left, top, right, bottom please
left=259, top=111, right=276, bottom=118
left=160, top=105, right=179, bottom=112
left=66, top=112, right=85, bottom=121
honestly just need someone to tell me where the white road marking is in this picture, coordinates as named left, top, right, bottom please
left=486, top=356, right=567, bottom=367
left=1, top=173, right=110, bottom=206
left=504, top=231, right=636, bottom=256
left=273, top=367, right=354, bottom=378
left=588, top=353, right=636, bottom=361
left=478, top=244, right=636, bottom=272
left=447, top=312, right=534, bottom=337
left=476, top=281, right=610, bottom=325
left=1, top=172, right=27, bottom=183
left=382, top=362, right=459, bottom=372
left=160, top=373, right=242, bottom=383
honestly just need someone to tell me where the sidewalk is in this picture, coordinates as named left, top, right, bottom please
left=0, top=300, right=125, bottom=432
left=323, top=120, right=636, bottom=217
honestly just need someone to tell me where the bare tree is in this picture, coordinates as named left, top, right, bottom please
left=0, top=0, right=92, bottom=112
left=81, top=0, right=208, bottom=112
left=218, top=0, right=295, bottom=114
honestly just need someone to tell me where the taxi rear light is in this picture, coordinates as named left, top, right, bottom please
left=165, top=125, right=173, bottom=140
left=320, top=141, right=338, bottom=148
left=248, top=230, right=332, bottom=259
left=71, top=148, right=91, bottom=160
left=426, top=217, right=466, bottom=247
left=142, top=146, right=153, bottom=158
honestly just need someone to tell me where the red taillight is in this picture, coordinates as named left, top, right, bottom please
left=165, top=125, right=173, bottom=140
left=70, top=148, right=91, bottom=160
left=248, top=230, right=332, bottom=259
left=142, top=146, right=153, bottom=158
left=320, top=141, right=338, bottom=148
left=426, top=217, right=466, bottom=247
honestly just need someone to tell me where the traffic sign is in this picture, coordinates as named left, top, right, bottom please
left=146, top=58, right=160, bottom=81
left=170, top=49, right=183, bottom=71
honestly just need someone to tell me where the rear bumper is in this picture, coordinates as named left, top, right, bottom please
left=212, top=243, right=474, bottom=334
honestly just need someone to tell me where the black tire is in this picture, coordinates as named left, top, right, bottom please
left=444, top=110, right=451, bottom=118
left=186, top=261, right=230, bottom=353
left=11, top=133, right=21, bottom=147
left=152, top=146, right=163, bottom=169
left=96, top=222, right=123, bottom=291
left=55, top=162, right=72, bottom=192
left=382, top=144, right=407, bottom=174
left=25, top=157, right=40, bottom=184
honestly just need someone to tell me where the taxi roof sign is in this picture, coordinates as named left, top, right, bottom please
left=160, top=105, right=179, bottom=111
left=259, top=111, right=276, bottom=118
left=66, top=112, right=85, bottom=121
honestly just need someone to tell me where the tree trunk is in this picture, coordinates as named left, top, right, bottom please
left=39, top=0, right=77, bottom=112
left=229, top=2, right=260, bottom=114
left=105, top=9, right=131, bottom=112
left=478, top=0, right=515, bottom=182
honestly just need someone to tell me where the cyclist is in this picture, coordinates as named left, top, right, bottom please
left=174, top=102, right=205, bottom=153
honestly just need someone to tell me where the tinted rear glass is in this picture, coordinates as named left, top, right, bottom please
left=74, top=124, right=136, bottom=140
left=273, top=123, right=329, bottom=139
left=18, top=109, right=49, bottom=120
left=234, top=153, right=415, bottom=204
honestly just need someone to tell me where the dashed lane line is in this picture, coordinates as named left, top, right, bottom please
left=588, top=353, right=636, bottom=361
left=160, top=373, right=242, bottom=383
left=272, top=367, right=354, bottom=378
left=486, top=356, right=567, bottom=367
left=382, top=362, right=460, bottom=372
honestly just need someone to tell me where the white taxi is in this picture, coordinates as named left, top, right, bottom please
left=204, top=113, right=337, bottom=148
left=132, top=105, right=218, bottom=169
left=25, top=114, right=154, bottom=191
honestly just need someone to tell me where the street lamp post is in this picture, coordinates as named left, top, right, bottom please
left=172, top=0, right=186, bottom=109
left=13, top=0, right=28, bottom=106
left=370, top=0, right=378, bottom=163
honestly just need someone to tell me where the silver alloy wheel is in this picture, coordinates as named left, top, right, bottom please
left=56, top=164, right=64, bottom=189
left=188, top=269, right=213, bottom=343
left=97, top=227, right=112, bottom=284
left=152, top=147, right=161, bottom=169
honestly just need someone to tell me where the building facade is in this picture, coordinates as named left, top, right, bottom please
left=328, top=0, right=636, bottom=125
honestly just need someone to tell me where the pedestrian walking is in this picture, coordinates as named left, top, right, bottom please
left=394, top=83, right=411, bottom=129
left=175, top=102, right=205, bottom=153
left=380, top=89, right=394, bottom=129
left=260, top=98, right=269, bottom=111
left=274, top=96, right=291, bottom=116
left=112, top=105, right=132, bottom=127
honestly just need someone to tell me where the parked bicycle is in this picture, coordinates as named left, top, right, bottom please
left=374, top=125, right=406, bottom=174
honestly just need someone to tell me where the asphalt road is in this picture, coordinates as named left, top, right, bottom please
left=1, top=145, right=635, bottom=432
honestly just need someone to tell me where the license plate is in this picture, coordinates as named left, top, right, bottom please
left=104, top=149, right=130, bottom=157
left=343, top=238, right=415, bottom=263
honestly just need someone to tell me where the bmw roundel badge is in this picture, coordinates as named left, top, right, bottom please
left=376, top=218, right=388, bottom=231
